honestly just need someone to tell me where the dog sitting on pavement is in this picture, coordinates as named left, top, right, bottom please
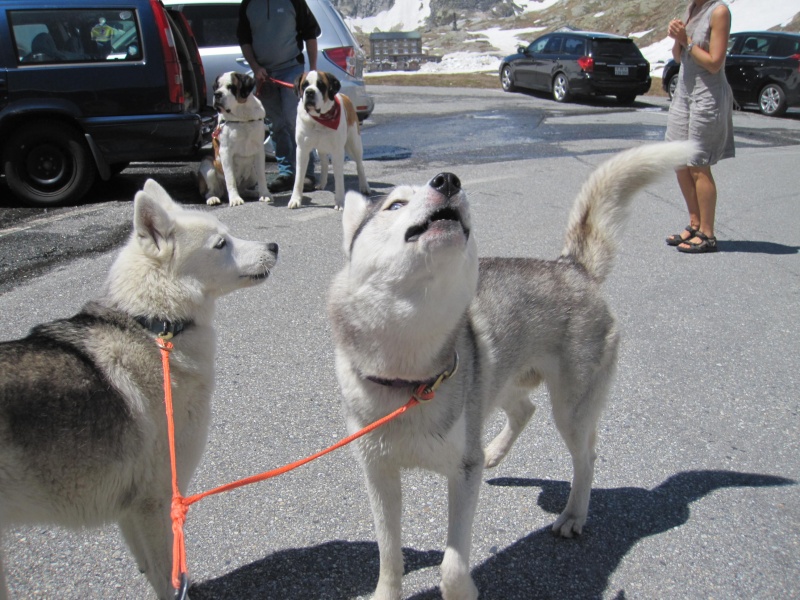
left=328, top=141, right=697, bottom=599
left=289, top=70, right=370, bottom=210
left=0, top=179, right=278, bottom=599
left=198, top=71, right=272, bottom=207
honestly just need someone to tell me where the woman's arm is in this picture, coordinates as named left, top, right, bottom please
left=689, top=5, right=731, bottom=74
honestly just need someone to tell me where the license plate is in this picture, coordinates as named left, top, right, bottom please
left=614, top=66, right=629, bottom=76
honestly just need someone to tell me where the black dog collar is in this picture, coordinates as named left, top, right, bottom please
left=365, top=352, right=459, bottom=391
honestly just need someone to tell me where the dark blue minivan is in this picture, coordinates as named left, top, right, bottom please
left=0, top=0, right=215, bottom=206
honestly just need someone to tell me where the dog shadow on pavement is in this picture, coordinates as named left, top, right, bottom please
left=190, top=470, right=793, bottom=599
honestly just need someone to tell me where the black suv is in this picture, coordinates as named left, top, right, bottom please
left=0, top=0, right=215, bottom=206
left=662, top=31, right=800, bottom=117
left=500, top=30, right=651, bottom=105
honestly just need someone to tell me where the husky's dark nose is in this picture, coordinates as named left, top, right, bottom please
left=430, top=172, right=461, bottom=199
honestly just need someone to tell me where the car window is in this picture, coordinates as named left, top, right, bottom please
left=563, top=36, right=585, bottom=55
left=739, top=35, right=771, bottom=56
left=542, top=36, right=562, bottom=54
left=592, top=39, right=642, bottom=59
left=529, top=36, right=550, bottom=54
left=772, top=36, right=800, bottom=57
left=10, top=8, right=142, bottom=64
left=178, top=4, right=239, bottom=48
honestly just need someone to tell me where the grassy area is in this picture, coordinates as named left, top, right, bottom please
left=365, top=72, right=668, bottom=97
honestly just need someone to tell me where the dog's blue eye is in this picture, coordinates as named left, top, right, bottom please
left=387, top=201, right=406, bottom=211
left=214, top=239, right=227, bottom=249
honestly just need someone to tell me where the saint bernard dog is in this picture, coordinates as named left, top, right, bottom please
left=289, top=71, right=370, bottom=210
left=198, top=71, right=272, bottom=206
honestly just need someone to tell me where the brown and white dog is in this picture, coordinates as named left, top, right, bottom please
left=289, top=71, right=370, bottom=210
left=198, top=72, right=272, bottom=206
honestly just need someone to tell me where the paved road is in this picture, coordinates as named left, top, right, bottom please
left=0, top=86, right=798, bottom=599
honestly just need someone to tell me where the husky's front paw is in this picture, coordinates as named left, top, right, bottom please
left=206, top=196, right=222, bottom=206
left=287, top=194, right=302, bottom=209
left=360, top=183, right=372, bottom=195
left=229, top=195, right=245, bottom=207
left=552, top=511, right=586, bottom=538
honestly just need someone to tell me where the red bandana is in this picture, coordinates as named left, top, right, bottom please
left=311, top=96, right=341, bottom=130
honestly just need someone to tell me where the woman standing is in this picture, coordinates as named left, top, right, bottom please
left=665, top=0, right=735, bottom=253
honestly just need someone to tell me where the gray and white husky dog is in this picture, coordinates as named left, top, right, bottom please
left=328, top=142, right=696, bottom=599
left=0, top=180, right=277, bottom=599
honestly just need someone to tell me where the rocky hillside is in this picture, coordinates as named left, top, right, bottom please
left=336, top=0, right=800, bottom=59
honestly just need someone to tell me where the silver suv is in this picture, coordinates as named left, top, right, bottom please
left=163, top=0, right=374, bottom=121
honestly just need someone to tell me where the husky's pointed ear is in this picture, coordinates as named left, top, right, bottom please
left=341, top=191, right=370, bottom=255
left=134, top=185, right=175, bottom=258
left=142, top=179, right=180, bottom=212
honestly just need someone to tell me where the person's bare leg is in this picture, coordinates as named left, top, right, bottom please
left=675, top=167, right=701, bottom=242
left=679, top=166, right=717, bottom=248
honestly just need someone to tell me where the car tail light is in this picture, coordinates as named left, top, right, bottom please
left=151, top=0, right=184, bottom=106
left=323, top=46, right=356, bottom=76
left=792, top=53, right=800, bottom=72
left=577, top=56, right=594, bottom=72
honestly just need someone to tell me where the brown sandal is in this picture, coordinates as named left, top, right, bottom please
left=677, top=231, right=718, bottom=253
left=666, top=225, right=698, bottom=246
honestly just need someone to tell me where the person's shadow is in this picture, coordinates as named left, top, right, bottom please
left=717, top=240, right=799, bottom=254
left=189, top=470, right=793, bottom=599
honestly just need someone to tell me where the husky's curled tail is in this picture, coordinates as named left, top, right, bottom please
left=562, top=141, right=698, bottom=282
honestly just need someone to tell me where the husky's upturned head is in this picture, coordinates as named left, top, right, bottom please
left=341, top=173, right=477, bottom=282
left=105, top=179, right=278, bottom=325
left=329, top=173, right=479, bottom=375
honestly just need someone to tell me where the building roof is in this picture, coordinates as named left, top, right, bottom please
left=369, top=31, right=422, bottom=40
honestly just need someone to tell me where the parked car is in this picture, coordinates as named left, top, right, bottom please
left=162, top=0, right=374, bottom=121
left=0, top=0, right=215, bottom=207
left=499, top=30, right=651, bottom=105
left=662, top=31, right=800, bottom=117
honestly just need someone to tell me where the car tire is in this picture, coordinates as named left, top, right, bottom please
left=667, top=74, right=679, bottom=100
left=758, top=83, right=787, bottom=117
left=616, top=93, right=637, bottom=105
left=3, top=122, right=96, bottom=207
left=500, top=65, right=517, bottom=92
left=552, top=73, right=571, bottom=103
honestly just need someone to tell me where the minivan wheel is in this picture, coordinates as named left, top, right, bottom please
left=3, top=122, right=96, bottom=207
left=758, top=83, right=787, bottom=117
left=501, top=65, right=517, bottom=92
left=552, top=73, right=571, bottom=102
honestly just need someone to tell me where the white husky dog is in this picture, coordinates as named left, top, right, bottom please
left=0, top=180, right=278, bottom=599
left=328, top=142, right=697, bottom=599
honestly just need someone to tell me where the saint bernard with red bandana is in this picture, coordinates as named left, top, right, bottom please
left=290, top=71, right=370, bottom=210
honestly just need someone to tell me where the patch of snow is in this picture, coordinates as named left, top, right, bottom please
left=629, top=29, right=653, bottom=39
left=347, top=0, right=431, bottom=32
left=515, top=0, right=562, bottom=13
left=470, top=26, right=546, bottom=55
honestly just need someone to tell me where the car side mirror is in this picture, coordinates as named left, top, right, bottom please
left=518, top=45, right=528, bottom=54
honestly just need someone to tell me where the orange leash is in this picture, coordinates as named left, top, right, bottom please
left=155, top=338, right=448, bottom=594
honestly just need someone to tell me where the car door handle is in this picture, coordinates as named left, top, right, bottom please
left=235, top=57, right=250, bottom=65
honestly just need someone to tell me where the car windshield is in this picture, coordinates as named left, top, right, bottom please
left=592, top=39, right=642, bottom=59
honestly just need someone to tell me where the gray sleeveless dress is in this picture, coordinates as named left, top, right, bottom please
left=665, top=0, right=735, bottom=166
